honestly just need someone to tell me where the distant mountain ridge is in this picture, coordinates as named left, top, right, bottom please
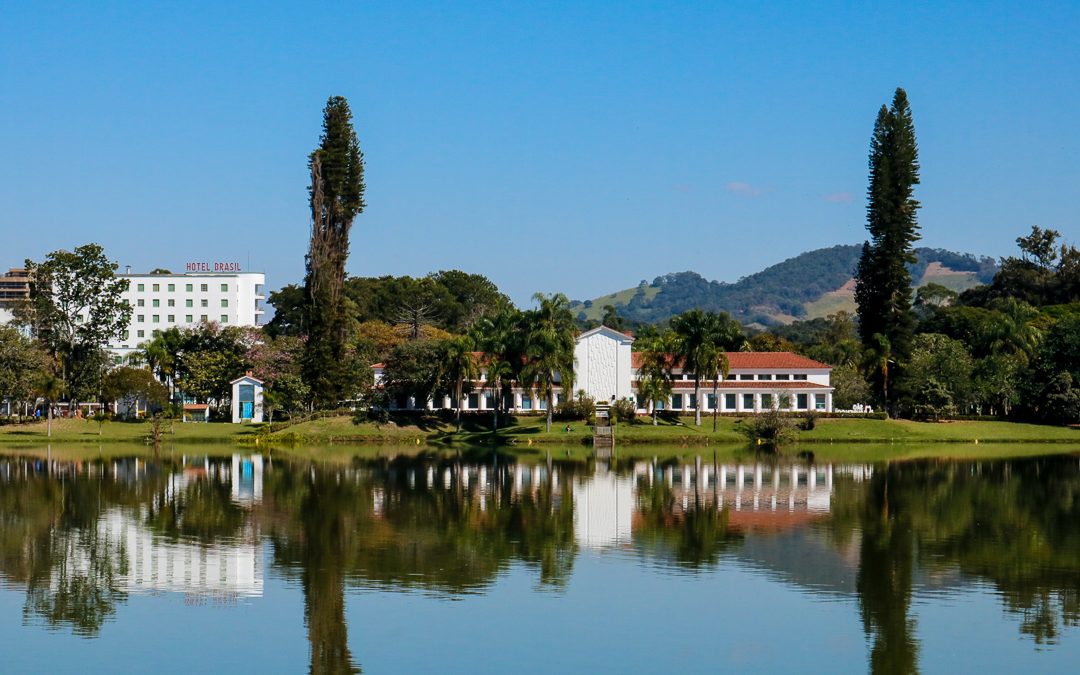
left=570, top=244, right=997, bottom=327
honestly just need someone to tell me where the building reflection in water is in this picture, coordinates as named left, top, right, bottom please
left=1, top=451, right=1076, bottom=675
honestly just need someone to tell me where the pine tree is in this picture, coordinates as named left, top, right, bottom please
left=854, top=88, right=921, bottom=412
left=302, top=97, right=366, bottom=407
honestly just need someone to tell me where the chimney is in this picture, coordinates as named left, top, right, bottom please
left=125, top=265, right=132, bottom=274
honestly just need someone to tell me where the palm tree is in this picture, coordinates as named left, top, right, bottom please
left=707, top=314, right=745, bottom=432
left=439, top=335, right=479, bottom=432
left=671, top=310, right=719, bottom=426
left=521, top=293, right=577, bottom=433
left=474, top=309, right=522, bottom=433
left=37, top=374, right=65, bottom=438
left=635, top=339, right=674, bottom=426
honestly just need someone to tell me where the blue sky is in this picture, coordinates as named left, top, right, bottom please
left=1, top=1, right=1077, bottom=305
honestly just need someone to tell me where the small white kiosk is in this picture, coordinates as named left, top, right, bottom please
left=229, top=373, right=264, bottom=424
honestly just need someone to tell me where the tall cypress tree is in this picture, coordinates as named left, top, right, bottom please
left=854, top=88, right=920, bottom=411
left=302, top=97, right=365, bottom=407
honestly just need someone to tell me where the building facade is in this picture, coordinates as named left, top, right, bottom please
left=0, top=267, right=30, bottom=325
left=374, top=325, right=834, bottom=414
left=106, top=271, right=265, bottom=359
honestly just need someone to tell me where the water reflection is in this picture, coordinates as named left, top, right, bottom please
left=0, top=450, right=1077, bottom=673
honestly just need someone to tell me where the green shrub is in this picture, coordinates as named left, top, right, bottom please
left=611, top=398, right=636, bottom=423
left=740, top=408, right=797, bottom=446
left=554, top=391, right=595, bottom=421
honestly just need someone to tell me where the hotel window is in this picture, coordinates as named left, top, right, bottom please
left=671, top=394, right=683, bottom=409
left=185, top=315, right=193, bottom=323
left=137, top=330, right=145, bottom=338
left=220, top=283, right=228, bottom=292
left=793, top=374, right=808, bottom=381
left=137, top=283, right=145, bottom=292
left=185, top=283, right=193, bottom=292
left=815, top=394, right=826, bottom=411
left=167, top=283, right=175, bottom=292
left=137, top=299, right=144, bottom=307
left=724, top=393, right=736, bottom=410
left=725, top=373, right=736, bottom=380
left=758, top=374, right=772, bottom=380
left=167, top=314, right=175, bottom=322
left=220, top=299, right=228, bottom=307
left=539, top=398, right=547, bottom=410
left=201, top=299, right=208, bottom=307
left=467, top=393, right=479, bottom=409
left=688, top=393, right=697, bottom=409
left=761, top=393, right=773, bottom=409
left=220, top=315, right=228, bottom=323
left=152, top=299, right=160, bottom=307
left=152, top=315, right=160, bottom=323
left=200, top=284, right=208, bottom=292
left=137, top=314, right=144, bottom=322
left=775, top=374, right=790, bottom=380
left=152, top=284, right=160, bottom=292
left=742, top=393, right=754, bottom=409
left=796, top=393, right=809, bottom=410
left=485, top=393, right=496, bottom=409
left=185, top=299, right=193, bottom=307
left=200, top=315, right=208, bottom=322
left=167, top=299, right=175, bottom=307
left=706, top=394, right=716, bottom=410
left=740, top=374, right=754, bottom=380
left=521, top=395, right=532, bottom=410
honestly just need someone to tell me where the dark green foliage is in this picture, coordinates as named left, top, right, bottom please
left=303, top=96, right=366, bottom=408
left=161, top=324, right=253, bottom=406
left=101, top=366, right=167, bottom=417
left=0, top=326, right=46, bottom=409
left=739, top=407, right=796, bottom=446
left=264, top=284, right=305, bottom=338
left=553, top=391, right=595, bottom=421
left=610, top=397, right=636, bottom=423
left=381, top=340, right=446, bottom=408
left=959, top=227, right=1080, bottom=308
left=22, top=244, right=131, bottom=406
left=1020, top=315, right=1080, bottom=424
left=855, top=88, right=922, bottom=409
left=270, top=271, right=511, bottom=339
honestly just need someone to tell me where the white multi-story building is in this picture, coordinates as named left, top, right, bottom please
left=374, top=325, right=835, bottom=414
left=108, top=271, right=265, bottom=359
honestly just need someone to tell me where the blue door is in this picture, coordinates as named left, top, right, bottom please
left=242, top=401, right=253, bottom=419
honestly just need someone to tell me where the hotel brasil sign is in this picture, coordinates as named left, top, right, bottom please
left=185, top=261, right=243, bottom=273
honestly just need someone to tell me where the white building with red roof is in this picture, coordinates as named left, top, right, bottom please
left=373, top=324, right=834, bottom=414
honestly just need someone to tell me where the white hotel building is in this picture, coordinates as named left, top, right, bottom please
left=375, top=325, right=834, bottom=415
left=104, top=271, right=266, bottom=360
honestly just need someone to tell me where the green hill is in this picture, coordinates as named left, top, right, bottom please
left=570, top=245, right=997, bottom=327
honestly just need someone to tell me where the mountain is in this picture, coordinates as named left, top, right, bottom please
left=570, top=245, right=997, bottom=327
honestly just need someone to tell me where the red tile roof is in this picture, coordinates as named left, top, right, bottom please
left=631, top=351, right=831, bottom=370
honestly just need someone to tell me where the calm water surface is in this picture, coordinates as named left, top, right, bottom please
left=0, top=447, right=1078, bottom=673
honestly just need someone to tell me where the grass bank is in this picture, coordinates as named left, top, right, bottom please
left=3, top=414, right=1076, bottom=450
left=0, top=418, right=256, bottom=446
left=265, top=413, right=1080, bottom=446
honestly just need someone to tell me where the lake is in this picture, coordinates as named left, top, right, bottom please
left=0, top=446, right=1078, bottom=673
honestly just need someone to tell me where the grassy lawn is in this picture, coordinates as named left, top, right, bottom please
left=267, top=413, right=1080, bottom=446
left=3, top=415, right=1077, bottom=461
left=0, top=417, right=257, bottom=445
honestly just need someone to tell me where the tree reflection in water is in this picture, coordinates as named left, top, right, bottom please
left=0, top=452, right=1077, bottom=674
